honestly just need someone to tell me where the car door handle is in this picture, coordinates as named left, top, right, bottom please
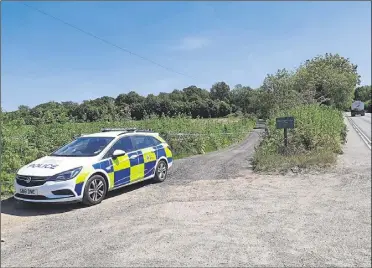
left=129, top=155, right=137, bottom=159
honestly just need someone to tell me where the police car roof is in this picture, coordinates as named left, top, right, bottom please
left=81, top=131, right=158, bottom=138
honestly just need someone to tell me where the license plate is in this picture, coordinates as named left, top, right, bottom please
left=19, top=188, right=38, bottom=195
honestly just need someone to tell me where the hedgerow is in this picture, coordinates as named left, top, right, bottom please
left=1, top=116, right=255, bottom=195
left=252, top=104, right=347, bottom=172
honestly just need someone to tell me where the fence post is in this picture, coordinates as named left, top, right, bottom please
left=284, top=128, right=288, bottom=147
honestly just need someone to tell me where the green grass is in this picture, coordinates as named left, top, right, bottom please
left=1, top=116, right=255, bottom=195
left=253, top=149, right=336, bottom=173
left=252, top=104, right=347, bottom=173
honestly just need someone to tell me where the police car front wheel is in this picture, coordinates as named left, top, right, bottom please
left=82, top=174, right=107, bottom=206
left=153, top=160, right=168, bottom=183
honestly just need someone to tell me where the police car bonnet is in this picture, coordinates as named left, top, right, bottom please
left=18, top=156, right=93, bottom=177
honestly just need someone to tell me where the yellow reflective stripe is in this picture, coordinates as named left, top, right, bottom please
left=130, top=164, right=144, bottom=182
left=75, top=167, right=94, bottom=184
left=141, top=148, right=157, bottom=163
left=165, top=146, right=172, bottom=158
left=108, top=172, right=115, bottom=189
left=112, top=155, right=130, bottom=171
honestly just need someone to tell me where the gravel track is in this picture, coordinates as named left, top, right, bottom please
left=167, top=130, right=262, bottom=185
left=1, top=124, right=370, bottom=267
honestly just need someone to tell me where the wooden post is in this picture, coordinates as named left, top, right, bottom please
left=276, top=116, right=294, bottom=150
left=284, top=128, right=288, bottom=147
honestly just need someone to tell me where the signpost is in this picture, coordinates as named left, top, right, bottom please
left=276, top=116, right=295, bottom=147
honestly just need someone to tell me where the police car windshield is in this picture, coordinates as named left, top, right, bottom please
left=51, top=137, right=114, bottom=157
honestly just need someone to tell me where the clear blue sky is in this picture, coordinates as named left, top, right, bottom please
left=2, top=1, right=371, bottom=111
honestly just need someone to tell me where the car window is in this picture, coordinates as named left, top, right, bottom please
left=104, top=136, right=134, bottom=158
left=132, top=135, right=161, bottom=150
left=51, top=137, right=114, bottom=157
left=148, top=136, right=162, bottom=146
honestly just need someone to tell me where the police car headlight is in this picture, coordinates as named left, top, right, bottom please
left=49, top=167, right=83, bottom=181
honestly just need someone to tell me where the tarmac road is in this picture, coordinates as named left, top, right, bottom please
left=1, top=124, right=371, bottom=267
left=347, top=112, right=371, bottom=143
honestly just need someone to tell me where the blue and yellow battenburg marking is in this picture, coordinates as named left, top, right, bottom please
left=74, top=144, right=173, bottom=195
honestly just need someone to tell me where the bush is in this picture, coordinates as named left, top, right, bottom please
left=252, top=104, right=346, bottom=172
left=365, top=100, right=372, bottom=113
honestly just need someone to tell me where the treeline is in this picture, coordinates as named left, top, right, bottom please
left=7, top=83, right=247, bottom=124
left=2, top=53, right=371, bottom=125
left=354, top=85, right=372, bottom=112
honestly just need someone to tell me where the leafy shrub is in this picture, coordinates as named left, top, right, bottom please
left=252, top=104, right=346, bottom=172
left=365, top=100, right=372, bottom=113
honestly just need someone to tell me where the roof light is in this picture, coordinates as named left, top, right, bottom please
left=101, top=128, right=137, bottom=132
left=101, top=128, right=155, bottom=133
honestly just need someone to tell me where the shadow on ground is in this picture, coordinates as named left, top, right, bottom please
left=1, top=180, right=153, bottom=217
left=345, top=115, right=365, bottom=118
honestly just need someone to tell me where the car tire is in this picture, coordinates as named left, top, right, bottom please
left=153, top=160, right=168, bottom=183
left=82, top=174, right=107, bottom=206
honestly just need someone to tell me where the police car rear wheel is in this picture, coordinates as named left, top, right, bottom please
left=153, top=160, right=168, bottom=183
left=82, top=175, right=107, bottom=206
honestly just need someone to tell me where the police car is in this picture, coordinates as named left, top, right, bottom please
left=14, top=128, right=173, bottom=206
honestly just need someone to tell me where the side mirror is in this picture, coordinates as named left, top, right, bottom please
left=112, top=149, right=126, bottom=158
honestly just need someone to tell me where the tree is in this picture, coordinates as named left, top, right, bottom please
left=251, top=89, right=276, bottom=119
left=169, top=89, right=186, bottom=102
left=190, top=100, right=209, bottom=118
left=365, top=100, right=372, bottom=113
left=182, top=86, right=209, bottom=102
left=294, top=53, right=361, bottom=109
left=62, top=101, right=80, bottom=122
left=17, top=105, right=32, bottom=124
left=218, top=101, right=232, bottom=117
left=354, top=85, right=371, bottom=102
left=115, top=91, right=144, bottom=107
left=130, top=102, right=145, bottom=120
left=230, top=85, right=253, bottom=113
left=206, top=99, right=219, bottom=118
left=261, top=68, right=303, bottom=115
left=210, top=82, right=230, bottom=102
left=144, top=94, right=161, bottom=116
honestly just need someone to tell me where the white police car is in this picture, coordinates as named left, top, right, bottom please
left=14, top=128, right=173, bottom=206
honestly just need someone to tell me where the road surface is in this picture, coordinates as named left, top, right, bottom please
left=346, top=112, right=371, bottom=149
left=1, top=123, right=371, bottom=267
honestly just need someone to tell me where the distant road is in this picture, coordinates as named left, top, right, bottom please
left=346, top=112, right=371, bottom=149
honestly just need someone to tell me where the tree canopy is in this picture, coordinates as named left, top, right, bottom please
left=293, top=53, right=361, bottom=109
left=354, top=85, right=371, bottom=102
left=2, top=53, right=369, bottom=125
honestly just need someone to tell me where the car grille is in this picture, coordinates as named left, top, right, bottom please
left=16, top=176, right=48, bottom=187
left=15, top=193, right=48, bottom=200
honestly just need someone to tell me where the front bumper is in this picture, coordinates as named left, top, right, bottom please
left=14, top=179, right=82, bottom=203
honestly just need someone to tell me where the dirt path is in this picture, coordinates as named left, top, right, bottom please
left=1, top=125, right=370, bottom=267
